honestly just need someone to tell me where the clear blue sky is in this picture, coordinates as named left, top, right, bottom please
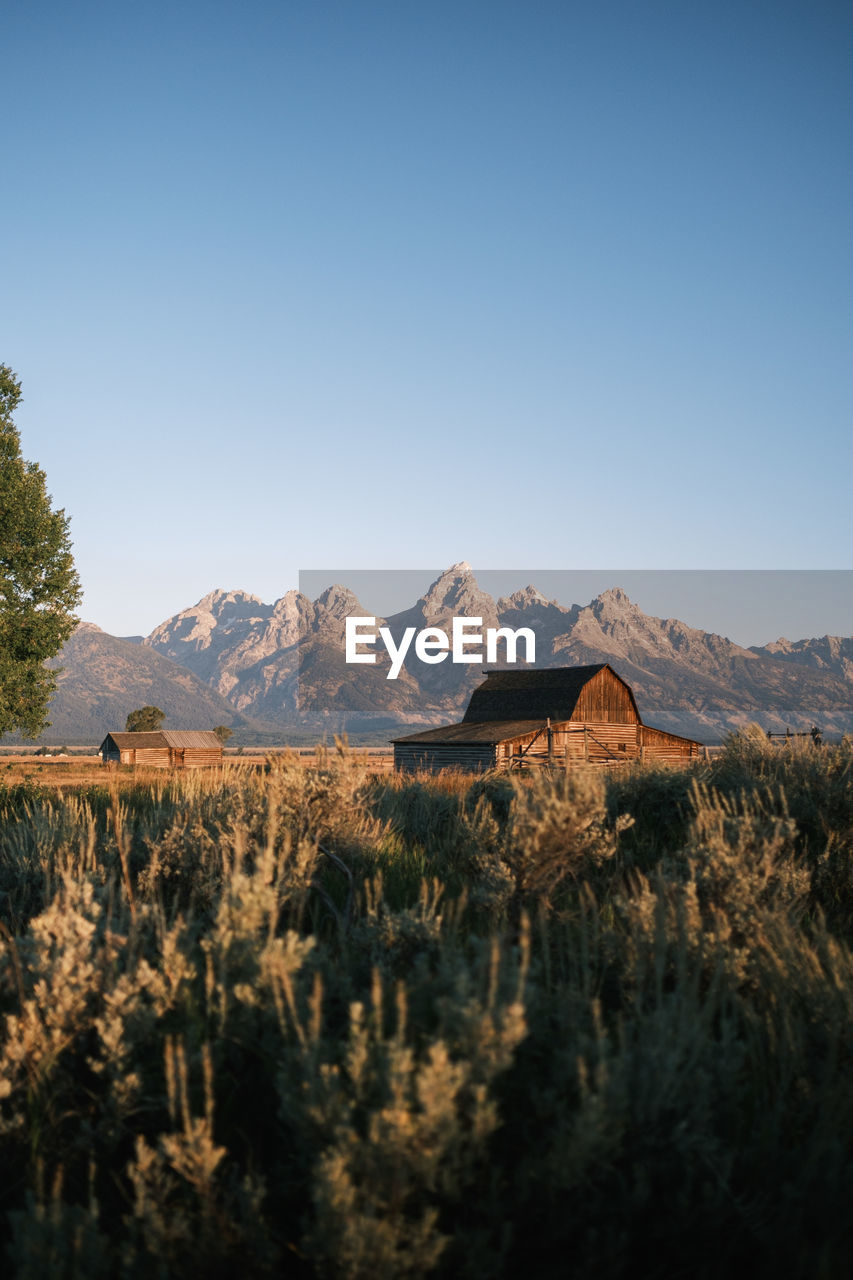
left=3, top=1, right=851, bottom=639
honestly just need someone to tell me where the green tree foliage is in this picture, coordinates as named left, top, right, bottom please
left=0, top=366, right=82, bottom=738
left=212, top=724, right=233, bottom=744
left=125, top=705, right=166, bottom=733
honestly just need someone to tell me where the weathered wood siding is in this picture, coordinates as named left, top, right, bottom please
left=396, top=717, right=700, bottom=774
left=495, top=726, right=550, bottom=765
left=637, top=725, right=700, bottom=762
left=558, top=722, right=639, bottom=762
left=106, top=745, right=223, bottom=769
left=394, top=743, right=497, bottom=773
left=132, top=748, right=172, bottom=767
left=571, top=669, right=639, bottom=724
left=181, top=748, right=223, bottom=769
left=501, top=721, right=698, bottom=769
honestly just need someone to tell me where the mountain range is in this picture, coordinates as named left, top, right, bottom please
left=38, top=563, right=853, bottom=742
left=42, top=624, right=251, bottom=743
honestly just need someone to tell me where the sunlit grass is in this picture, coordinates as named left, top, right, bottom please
left=0, top=736, right=851, bottom=1276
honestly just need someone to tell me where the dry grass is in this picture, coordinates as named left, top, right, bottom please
left=0, top=749, right=395, bottom=794
left=0, top=735, right=851, bottom=1277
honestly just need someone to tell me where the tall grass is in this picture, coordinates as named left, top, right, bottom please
left=0, top=735, right=851, bottom=1276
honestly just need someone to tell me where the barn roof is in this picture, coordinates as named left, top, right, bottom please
left=393, top=719, right=546, bottom=746
left=161, top=731, right=223, bottom=748
left=461, top=664, right=641, bottom=724
left=102, top=731, right=223, bottom=749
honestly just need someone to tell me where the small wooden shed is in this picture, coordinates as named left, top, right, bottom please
left=99, top=730, right=223, bottom=769
left=392, top=664, right=701, bottom=773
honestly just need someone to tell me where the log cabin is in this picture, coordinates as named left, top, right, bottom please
left=99, top=730, right=223, bottom=769
left=392, top=664, right=701, bottom=773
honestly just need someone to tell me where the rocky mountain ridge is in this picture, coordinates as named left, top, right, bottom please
left=134, top=564, right=853, bottom=741
left=756, top=634, right=853, bottom=680
left=34, top=565, right=853, bottom=742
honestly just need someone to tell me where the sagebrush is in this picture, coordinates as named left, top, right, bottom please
left=0, top=736, right=852, bottom=1277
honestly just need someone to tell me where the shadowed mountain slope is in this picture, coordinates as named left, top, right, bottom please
left=41, top=624, right=253, bottom=743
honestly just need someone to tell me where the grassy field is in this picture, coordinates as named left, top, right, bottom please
left=0, top=748, right=396, bottom=791
left=0, top=732, right=851, bottom=1277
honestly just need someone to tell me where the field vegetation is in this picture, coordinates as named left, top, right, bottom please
left=0, top=731, right=851, bottom=1277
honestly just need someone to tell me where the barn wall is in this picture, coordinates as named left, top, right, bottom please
left=572, top=670, right=639, bottom=724
left=129, top=748, right=222, bottom=769
left=182, top=749, right=223, bottom=769
left=638, top=725, right=700, bottom=761
left=396, top=719, right=699, bottom=774
left=133, top=749, right=172, bottom=767
left=499, top=723, right=639, bottom=766
left=557, top=722, right=639, bottom=762
left=394, top=743, right=497, bottom=774
left=495, top=727, right=549, bottom=766
left=502, top=722, right=697, bottom=768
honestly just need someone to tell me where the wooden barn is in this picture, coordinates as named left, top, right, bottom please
left=99, top=730, right=223, bottom=769
left=392, top=665, right=701, bottom=773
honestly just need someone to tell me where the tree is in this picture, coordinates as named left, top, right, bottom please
left=212, top=724, right=233, bottom=745
left=0, top=366, right=82, bottom=738
left=126, top=706, right=166, bottom=733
